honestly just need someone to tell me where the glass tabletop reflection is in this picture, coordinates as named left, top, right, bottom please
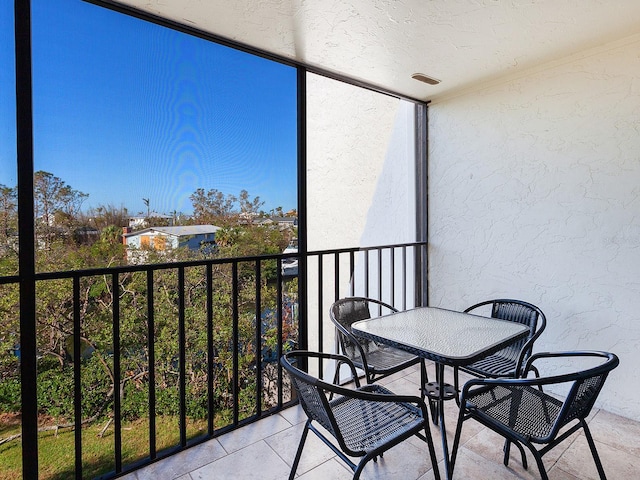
left=351, top=306, right=529, bottom=366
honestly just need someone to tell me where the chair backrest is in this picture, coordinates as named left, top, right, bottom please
left=560, top=352, right=619, bottom=426
left=465, top=299, right=546, bottom=370
left=329, top=297, right=398, bottom=362
left=281, top=351, right=364, bottom=451
left=281, top=352, right=338, bottom=438
left=525, top=351, right=619, bottom=438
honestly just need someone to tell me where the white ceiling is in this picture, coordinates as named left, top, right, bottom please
left=114, top=0, right=640, bottom=101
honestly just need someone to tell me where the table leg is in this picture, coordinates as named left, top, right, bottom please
left=433, top=363, right=451, bottom=479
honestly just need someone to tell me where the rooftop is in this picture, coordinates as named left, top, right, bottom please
left=120, top=363, right=638, bottom=480
left=123, top=225, right=221, bottom=237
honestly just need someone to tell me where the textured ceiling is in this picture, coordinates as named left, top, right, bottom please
left=113, top=0, right=640, bottom=101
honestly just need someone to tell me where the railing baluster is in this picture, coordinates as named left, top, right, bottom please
left=232, top=262, right=239, bottom=425
left=73, top=276, right=82, bottom=479
left=276, top=258, right=284, bottom=406
left=206, top=264, right=214, bottom=436
left=390, top=248, right=395, bottom=308
left=255, top=260, right=262, bottom=416
left=334, top=252, right=340, bottom=302
left=112, top=272, right=122, bottom=473
left=347, top=251, right=353, bottom=296
left=146, top=270, right=156, bottom=459
left=378, top=248, right=383, bottom=313
left=178, top=267, right=187, bottom=447
left=364, top=250, right=370, bottom=298
left=402, top=246, right=407, bottom=310
left=317, top=254, right=323, bottom=375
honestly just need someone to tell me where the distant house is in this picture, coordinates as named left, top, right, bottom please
left=253, top=216, right=297, bottom=229
left=128, top=212, right=174, bottom=229
left=123, top=225, right=221, bottom=262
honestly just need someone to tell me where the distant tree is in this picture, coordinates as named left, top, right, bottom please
left=189, top=188, right=266, bottom=228
left=190, top=188, right=237, bottom=226
left=100, top=225, right=124, bottom=245
left=238, top=189, right=264, bottom=216
left=59, top=183, right=88, bottom=218
left=213, top=226, right=238, bottom=248
left=147, top=215, right=171, bottom=227
left=142, top=197, right=150, bottom=220
left=34, top=171, right=88, bottom=249
left=85, top=204, right=129, bottom=230
left=215, top=223, right=287, bottom=258
left=0, top=184, right=17, bottom=252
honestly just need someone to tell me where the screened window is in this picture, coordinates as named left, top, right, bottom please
left=29, top=0, right=297, bottom=272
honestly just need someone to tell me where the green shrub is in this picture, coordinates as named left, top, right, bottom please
left=0, top=377, right=21, bottom=412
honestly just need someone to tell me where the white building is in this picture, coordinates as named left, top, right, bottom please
left=123, top=225, right=220, bottom=261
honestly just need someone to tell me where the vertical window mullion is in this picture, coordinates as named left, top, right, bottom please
left=15, top=0, right=38, bottom=476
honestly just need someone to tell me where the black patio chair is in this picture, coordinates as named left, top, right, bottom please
left=330, top=297, right=428, bottom=386
left=281, top=350, right=441, bottom=480
left=449, top=350, right=619, bottom=480
left=453, top=299, right=547, bottom=393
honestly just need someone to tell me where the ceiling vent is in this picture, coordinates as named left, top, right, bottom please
left=411, top=73, right=440, bottom=85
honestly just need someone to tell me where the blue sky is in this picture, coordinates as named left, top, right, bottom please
left=1, top=0, right=297, bottom=216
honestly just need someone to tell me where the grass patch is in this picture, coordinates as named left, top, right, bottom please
left=0, top=416, right=211, bottom=479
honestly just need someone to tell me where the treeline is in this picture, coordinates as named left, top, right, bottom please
left=0, top=170, right=296, bottom=266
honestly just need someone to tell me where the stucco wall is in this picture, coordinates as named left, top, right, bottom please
left=428, top=34, right=640, bottom=420
left=306, top=74, right=416, bottom=252
left=306, top=73, right=417, bottom=355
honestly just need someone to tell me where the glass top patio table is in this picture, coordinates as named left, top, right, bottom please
left=351, top=305, right=530, bottom=366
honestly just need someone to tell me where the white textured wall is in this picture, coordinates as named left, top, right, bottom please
left=306, top=74, right=415, bottom=252
left=428, top=34, right=640, bottom=420
left=306, top=73, right=417, bottom=356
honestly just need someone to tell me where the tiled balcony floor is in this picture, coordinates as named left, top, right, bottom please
left=121, top=363, right=639, bottom=479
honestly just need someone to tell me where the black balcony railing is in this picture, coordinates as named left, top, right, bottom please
left=3, top=241, right=427, bottom=479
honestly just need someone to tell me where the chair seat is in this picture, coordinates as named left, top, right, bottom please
left=356, top=345, right=418, bottom=373
left=463, top=353, right=519, bottom=378
left=458, top=299, right=547, bottom=382
left=331, top=384, right=424, bottom=453
left=466, top=384, right=563, bottom=442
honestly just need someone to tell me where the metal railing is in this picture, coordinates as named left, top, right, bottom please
left=4, top=241, right=427, bottom=479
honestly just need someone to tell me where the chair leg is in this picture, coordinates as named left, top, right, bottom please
left=582, top=421, right=608, bottom=480
left=289, top=420, right=311, bottom=480
left=503, top=439, right=510, bottom=466
left=525, top=443, right=550, bottom=480
left=503, top=439, right=528, bottom=470
left=425, top=424, right=442, bottom=480
left=354, top=452, right=380, bottom=480
left=453, top=366, right=461, bottom=406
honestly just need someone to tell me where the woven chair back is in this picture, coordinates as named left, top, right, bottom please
left=333, top=299, right=372, bottom=358
left=491, top=301, right=540, bottom=362
left=563, top=369, right=612, bottom=426
left=287, top=370, right=337, bottom=438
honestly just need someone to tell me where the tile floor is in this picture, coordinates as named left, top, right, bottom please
left=120, top=363, right=639, bottom=479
